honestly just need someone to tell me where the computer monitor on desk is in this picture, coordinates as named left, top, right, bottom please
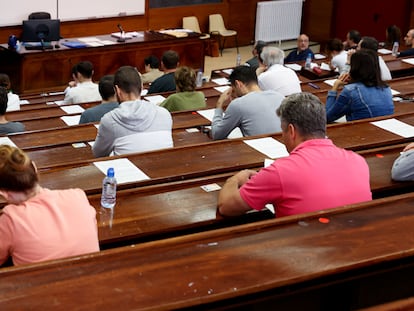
left=21, top=19, right=60, bottom=50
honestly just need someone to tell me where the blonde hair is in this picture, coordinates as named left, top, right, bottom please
left=174, top=66, right=196, bottom=92
left=0, top=145, right=38, bottom=192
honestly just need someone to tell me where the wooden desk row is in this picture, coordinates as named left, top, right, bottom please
left=3, top=192, right=414, bottom=310
left=22, top=111, right=414, bottom=197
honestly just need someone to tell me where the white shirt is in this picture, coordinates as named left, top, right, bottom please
left=258, top=64, right=301, bottom=96
left=379, top=56, right=392, bottom=81
left=6, top=93, right=20, bottom=112
left=331, top=50, right=348, bottom=74
left=64, top=81, right=101, bottom=104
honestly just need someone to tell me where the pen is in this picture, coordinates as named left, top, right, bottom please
left=308, top=82, right=320, bottom=89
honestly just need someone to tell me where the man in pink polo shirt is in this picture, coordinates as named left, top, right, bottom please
left=218, top=92, right=372, bottom=217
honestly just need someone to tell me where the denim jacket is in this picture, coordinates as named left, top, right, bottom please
left=326, top=82, right=394, bottom=122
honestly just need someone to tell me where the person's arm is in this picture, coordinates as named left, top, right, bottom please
left=379, top=57, right=392, bottom=81
left=392, top=143, right=414, bottom=181
left=326, top=74, right=350, bottom=123
left=92, top=118, right=115, bottom=157
left=0, top=213, right=13, bottom=266
left=211, top=89, right=239, bottom=140
left=218, top=170, right=256, bottom=216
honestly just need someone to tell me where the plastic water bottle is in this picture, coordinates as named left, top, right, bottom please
left=236, top=53, right=241, bottom=66
left=392, top=41, right=399, bottom=57
left=305, top=53, right=312, bottom=70
left=101, top=167, right=117, bottom=208
left=196, top=69, right=203, bottom=87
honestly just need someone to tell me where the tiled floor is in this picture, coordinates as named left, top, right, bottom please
left=204, top=41, right=320, bottom=79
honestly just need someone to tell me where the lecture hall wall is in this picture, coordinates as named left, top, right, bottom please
left=0, top=0, right=413, bottom=47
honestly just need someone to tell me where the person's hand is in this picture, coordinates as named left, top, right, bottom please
left=346, top=49, right=356, bottom=65
left=232, top=169, right=258, bottom=187
left=68, top=80, right=77, bottom=88
left=332, top=73, right=350, bottom=91
left=216, top=87, right=232, bottom=109
left=403, top=142, right=414, bottom=152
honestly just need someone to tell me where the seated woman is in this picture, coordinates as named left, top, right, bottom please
left=0, top=87, right=25, bottom=135
left=0, top=145, right=99, bottom=266
left=0, top=73, right=20, bottom=112
left=326, top=49, right=393, bottom=123
left=159, top=66, right=206, bottom=112
left=391, top=142, right=414, bottom=181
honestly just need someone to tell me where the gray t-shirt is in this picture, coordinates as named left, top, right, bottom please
left=79, top=102, right=119, bottom=124
left=0, top=121, right=25, bottom=135
left=211, top=90, right=285, bottom=140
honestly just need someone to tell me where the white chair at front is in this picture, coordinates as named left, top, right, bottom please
left=208, top=14, right=238, bottom=56
left=182, top=16, right=210, bottom=40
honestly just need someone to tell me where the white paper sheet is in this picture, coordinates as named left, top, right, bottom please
left=244, top=137, right=288, bottom=159
left=93, top=158, right=150, bottom=184
left=324, top=79, right=337, bottom=86
left=314, top=53, right=326, bottom=60
left=144, top=95, right=166, bottom=105
left=378, top=48, right=392, bottom=54
left=211, top=78, right=229, bottom=86
left=284, top=63, right=302, bottom=71
left=60, top=105, right=85, bottom=114
left=0, top=137, right=17, bottom=147
left=371, top=118, right=414, bottom=138
left=402, top=58, right=414, bottom=65
left=60, top=115, right=81, bottom=126
left=390, top=89, right=401, bottom=96
left=320, top=62, right=331, bottom=71
left=214, top=86, right=230, bottom=93
left=222, top=68, right=233, bottom=75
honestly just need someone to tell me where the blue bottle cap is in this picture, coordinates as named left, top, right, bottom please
left=107, top=167, right=115, bottom=177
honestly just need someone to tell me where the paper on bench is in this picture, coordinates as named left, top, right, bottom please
left=94, top=158, right=150, bottom=184
left=60, top=105, right=85, bottom=114
left=61, top=115, right=81, bottom=126
left=402, top=58, right=414, bottom=65
left=371, top=118, right=414, bottom=138
left=378, top=48, right=392, bottom=55
left=144, top=95, right=166, bottom=105
left=244, top=137, right=288, bottom=159
left=0, top=137, right=17, bottom=147
left=196, top=108, right=242, bottom=139
left=211, top=78, right=229, bottom=86
left=285, top=63, right=302, bottom=71
left=214, top=86, right=230, bottom=93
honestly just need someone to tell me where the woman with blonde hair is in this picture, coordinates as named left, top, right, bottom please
left=0, top=145, right=99, bottom=266
left=160, top=66, right=206, bottom=112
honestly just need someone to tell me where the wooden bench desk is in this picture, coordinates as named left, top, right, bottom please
left=27, top=111, right=414, bottom=196
left=3, top=193, right=414, bottom=310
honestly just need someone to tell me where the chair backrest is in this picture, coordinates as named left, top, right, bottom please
left=28, top=12, right=51, bottom=20
left=183, top=16, right=202, bottom=34
left=209, top=14, right=227, bottom=33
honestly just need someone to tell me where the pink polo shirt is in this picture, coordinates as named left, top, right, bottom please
left=0, top=188, right=99, bottom=266
left=240, top=139, right=372, bottom=217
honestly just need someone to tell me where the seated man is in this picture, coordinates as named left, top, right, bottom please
left=147, top=50, right=179, bottom=94
left=391, top=142, right=414, bottom=181
left=92, top=66, right=173, bottom=157
left=257, top=46, right=301, bottom=96
left=0, top=73, right=20, bottom=112
left=284, top=34, right=314, bottom=63
left=79, top=75, right=119, bottom=124
left=64, top=61, right=102, bottom=104
left=244, top=40, right=267, bottom=72
left=211, top=66, right=284, bottom=140
left=398, top=29, right=414, bottom=57
left=343, top=29, right=361, bottom=51
left=218, top=92, right=372, bottom=217
left=141, top=55, right=164, bottom=84
left=0, top=86, right=25, bottom=135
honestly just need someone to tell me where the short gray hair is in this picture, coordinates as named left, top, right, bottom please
left=260, top=46, right=285, bottom=66
left=276, top=92, right=326, bottom=138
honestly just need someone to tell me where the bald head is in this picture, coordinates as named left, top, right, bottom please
left=404, top=29, right=414, bottom=47
left=297, top=34, right=310, bottom=52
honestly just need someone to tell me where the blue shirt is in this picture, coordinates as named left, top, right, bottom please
left=326, top=82, right=394, bottom=122
left=284, top=48, right=314, bottom=63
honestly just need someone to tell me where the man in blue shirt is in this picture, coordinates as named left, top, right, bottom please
left=284, top=34, right=314, bottom=63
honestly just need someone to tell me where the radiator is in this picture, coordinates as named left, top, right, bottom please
left=255, top=0, right=303, bottom=43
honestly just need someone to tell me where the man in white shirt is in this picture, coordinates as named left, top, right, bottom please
left=64, top=61, right=102, bottom=104
left=256, top=46, right=301, bottom=96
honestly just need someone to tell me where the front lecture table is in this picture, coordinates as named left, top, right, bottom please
left=0, top=31, right=204, bottom=95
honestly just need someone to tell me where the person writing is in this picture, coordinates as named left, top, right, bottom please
left=159, top=66, right=206, bottom=112
left=218, top=92, right=371, bottom=217
left=0, top=145, right=99, bottom=266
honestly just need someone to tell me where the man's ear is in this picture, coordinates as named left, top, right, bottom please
left=0, top=190, right=9, bottom=201
left=287, top=123, right=296, bottom=140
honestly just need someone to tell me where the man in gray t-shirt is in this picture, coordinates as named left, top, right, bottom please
left=211, top=66, right=285, bottom=140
